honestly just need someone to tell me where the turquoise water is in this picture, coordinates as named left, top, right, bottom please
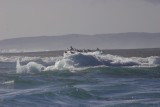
left=1, top=65, right=160, bottom=107
left=0, top=53, right=160, bottom=107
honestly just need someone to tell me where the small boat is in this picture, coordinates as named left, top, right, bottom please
left=64, top=46, right=103, bottom=56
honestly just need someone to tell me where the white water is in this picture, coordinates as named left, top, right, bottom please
left=16, top=59, right=45, bottom=73
left=12, top=52, right=160, bottom=73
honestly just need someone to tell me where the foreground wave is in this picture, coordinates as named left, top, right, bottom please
left=1, top=67, right=160, bottom=107
left=14, top=52, right=160, bottom=73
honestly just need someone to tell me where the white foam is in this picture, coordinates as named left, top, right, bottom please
left=0, top=56, right=40, bottom=62
left=43, top=53, right=160, bottom=71
left=16, top=59, right=46, bottom=73
left=13, top=52, right=160, bottom=73
left=0, top=56, right=60, bottom=63
left=2, top=80, right=14, bottom=85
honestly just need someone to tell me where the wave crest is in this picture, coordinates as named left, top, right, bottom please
left=15, top=52, right=160, bottom=73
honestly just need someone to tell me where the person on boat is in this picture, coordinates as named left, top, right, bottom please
left=87, top=49, right=91, bottom=52
left=96, top=48, right=100, bottom=51
left=70, top=46, right=74, bottom=51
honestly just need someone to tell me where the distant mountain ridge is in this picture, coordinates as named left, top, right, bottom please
left=0, top=32, right=160, bottom=52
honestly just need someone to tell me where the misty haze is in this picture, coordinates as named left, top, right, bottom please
left=0, top=32, right=160, bottom=52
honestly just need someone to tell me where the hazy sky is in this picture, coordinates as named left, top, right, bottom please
left=0, top=0, right=160, bottom=40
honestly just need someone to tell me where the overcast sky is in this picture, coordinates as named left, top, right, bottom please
left=0, top=0, right=160, bottom=40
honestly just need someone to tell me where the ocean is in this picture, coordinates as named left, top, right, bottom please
left=0, top=49, right=160, bottom=107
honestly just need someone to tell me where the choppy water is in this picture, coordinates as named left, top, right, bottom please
left=0, top=52, right=160, bottom=107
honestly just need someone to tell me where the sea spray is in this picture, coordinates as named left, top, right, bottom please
left=16, top=58, right=45, bottom=73
left=14, top=52, right=160, bottom=73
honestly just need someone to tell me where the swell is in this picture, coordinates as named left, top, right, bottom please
left=13, top=52, right=160, bottom=74
left=1, top=66, right=160, bottom=107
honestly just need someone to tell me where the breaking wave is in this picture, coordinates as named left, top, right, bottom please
left=14, top=52, right=160, bottom=73
left=16, top=59, right=45, bottom=74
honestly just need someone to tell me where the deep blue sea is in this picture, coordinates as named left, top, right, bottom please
left=0, top=52, right=160, bottom=107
